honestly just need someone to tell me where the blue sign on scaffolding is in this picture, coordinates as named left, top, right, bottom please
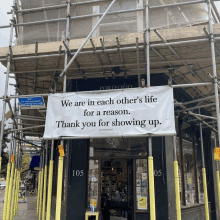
left=18, top=97, right=45, bottom=109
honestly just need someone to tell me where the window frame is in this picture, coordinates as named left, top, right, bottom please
left=88, top=137, right=149, bottom=212
left=178, top=118, right=201, bottom=207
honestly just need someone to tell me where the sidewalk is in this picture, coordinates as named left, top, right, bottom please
left=14, top=194, right=38, bottom=220
left=0, top=191, right=38, bottom=220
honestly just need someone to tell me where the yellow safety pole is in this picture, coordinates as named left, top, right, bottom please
left=14, top=169, right=19, bottom=216
left=202, top=168, right=209, bottom=219
left=199, top=115, right=209, bottom=220
left=174, top=161, right=181, bottom=219
left=13, top=142, right=20, bottom=217
left=148, top=137, right=156, bottom=220
left=37, top=169, right=41, bottom=214
left=46, top=140, right=54, bottom=220
left=173, top=136, right=181, bottom=220
left=42, top=142, right=48, bottom=220
left=16, top=170, right=21, bottom=213
left=214, top=131, right=220, bottom=214
left=42, top=165, right=48, bottom=220
left=39, top=167, right=44, bottom=220
left=39, top=148, right=46, bottom=219
left=6, top=157, right=15, bottom=220
left=3, top=162, right=11, bottom=220
left=46, top=160, right=54, bottom=220
left=55, top=143, right=65, bottom=220
left=217, top=170, right=220, bottom=212
left=3, top=135, right=13, bottom=220
left=10, top=167, right=17, bottom=220
left=37, top=155, right=43, bottom=215
left=12, top=170, right=17, bottom=216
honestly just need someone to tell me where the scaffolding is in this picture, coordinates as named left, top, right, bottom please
left=1, top=0, right=220, bottom=219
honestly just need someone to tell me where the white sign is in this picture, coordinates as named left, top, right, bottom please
left=43, top=86, right=175, bottom=139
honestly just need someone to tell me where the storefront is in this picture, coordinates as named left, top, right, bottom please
left=48, top=73, right=218, bottom=220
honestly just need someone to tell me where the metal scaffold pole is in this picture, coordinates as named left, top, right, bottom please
left=16, top=155, right=21, bottom=213
left=2, top=132, right=13, bottom=220
left=60, top=0, right=117, bottom=77
left=146, top=0, right=156, bottom=218
left=55, top=142, right=65, bottom=220
left=199, top=110, right=209, bottom=220
left=46, top=140, right=54, bottom=220
left=14, top=153, right=20, bottom=216
left=207, top=0, right=220, bottom=215
left=173, top=136, right=181, bottom=220
left=214, top=131, right=220, bottom=214
left=10, top=137, right=18, bottom=220
left=42, top=142, right=48, bottom=220
left=0, top=0, right=16, bottom=171
left=6, top=141, right=15, bottom=220
left=37, top=154, right=42, bottom=214
left=12, top=89, right=20, bottom=217
left=3, top=87, right=17, bottom=220
left=55, top=0, right=70, bottom=218
left=39, top=148, right=45, bottom=220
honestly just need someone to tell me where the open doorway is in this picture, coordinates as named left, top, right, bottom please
left=101, top=159, right=134, bottom=220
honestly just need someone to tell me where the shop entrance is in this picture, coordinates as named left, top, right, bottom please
left=101, top=159, right=134, bottom=220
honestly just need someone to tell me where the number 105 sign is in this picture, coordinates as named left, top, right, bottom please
left=73, top=170, right=84, bottom=176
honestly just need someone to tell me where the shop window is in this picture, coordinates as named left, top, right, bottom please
left=136, top=159, right=148, bottom=210
left=177, top=135, right=203, bottom=206
left=196, top=144, right=204, bottom=203
left=183, top=139, right=196, bottom=206
left=87, top=160, right=99, bottom=208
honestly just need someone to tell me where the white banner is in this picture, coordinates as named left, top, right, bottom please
left=43, top=86, right=176, bottom=139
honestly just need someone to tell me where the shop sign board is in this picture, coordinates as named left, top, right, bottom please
left=44, top=86, right=175, bottom=139
left=19, top=97, right=45, bottom=109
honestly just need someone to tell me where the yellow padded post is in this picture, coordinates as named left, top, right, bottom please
left=6, top=161, right=15, bottom=220
left=55, top=156, right=64, bottom=220
left=174, top=161, right=181, bottom=220
left=16, top=171, right=21, bottom=213
left=3, top=162, right=11, bottom=220
left=37, top=170, right=42, bottom=214
left=216, top=170, right=220, bottom=216
left=42, top=165, right=48, bottom=220
left=46, top=160, right=54, bottom=220
left=14, top=170, right=19, bottom=216
left=203, top=168, right=209, bottom=219
left=148, top=156, right=156, bottom=220
left=39, top=168, right=44, bottom=219
left=10, top=168, right=17, bottom=220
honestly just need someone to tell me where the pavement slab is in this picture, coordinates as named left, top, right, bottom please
left=0, top=189, right=38, bottom=220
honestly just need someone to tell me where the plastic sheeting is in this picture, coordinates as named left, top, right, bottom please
left=16, top=0, right=208, bottom=45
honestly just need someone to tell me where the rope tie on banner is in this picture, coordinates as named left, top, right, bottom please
left=11, top=155, right=14, bottom=163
